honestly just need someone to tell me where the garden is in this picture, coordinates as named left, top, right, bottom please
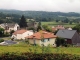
left=0, top=42, right=80, bottom=60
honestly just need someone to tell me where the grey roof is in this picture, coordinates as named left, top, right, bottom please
left=0, top=23, right=18, bottom=28
left=56, top=29, right=77, bottom=39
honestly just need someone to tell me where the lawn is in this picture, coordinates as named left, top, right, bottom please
left=41, top=21, right=76, bottom=27
left=0, top=37, right=11, bottom=40
left=0, top=42, right=80, bottom=55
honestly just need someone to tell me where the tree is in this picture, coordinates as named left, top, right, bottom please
left=19, top=15, right=28, bottom=29
left=54, top=29, right=59, bottom=35
left=63, top=18, right=69, bottom=23
left=69, top=21, right=72, bottom=25
left=56, top=19, right=59, bottom=22
left=10, top=30, right=15, bottom=35
left=0, top=28, right=4, bottom=37
left=42, top=24, right=52, bottom=32
left=37, top=22, right=42, bottom=32
left=73, top=24, right=80, bottom=33
left=55, top=37, right=65, bottom=47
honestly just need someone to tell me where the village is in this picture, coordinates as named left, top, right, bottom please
left=0, top=0, right=80, bottom=59
left=0, top=15, right=80, bottom=48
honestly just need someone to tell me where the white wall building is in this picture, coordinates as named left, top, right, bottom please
left=25, top=31, right=57, bottom=47
left=11, top=29, right=33, bottom=40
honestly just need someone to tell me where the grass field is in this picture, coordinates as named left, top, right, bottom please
left=0, top=42, right=80, bottom=55
left=41, top=21, right=76, bottom=27
left=0, top=37, right=11, bottom=40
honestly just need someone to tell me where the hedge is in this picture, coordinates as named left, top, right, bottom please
left=0, top=52, right=80, bottom=60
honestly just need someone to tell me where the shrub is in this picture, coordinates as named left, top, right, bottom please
left=4, top=32, right=10, bottom=37
left=0, top=53, right=80, bottom=60
left=0, top=39, right=4, bottom=43
left=56, top=37, right=66, bottom=47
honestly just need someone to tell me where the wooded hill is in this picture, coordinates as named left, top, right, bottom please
left=0, top=9, right=80, bottom=23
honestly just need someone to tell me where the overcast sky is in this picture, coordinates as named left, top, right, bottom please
left=0, top=0, right=80, bottom=12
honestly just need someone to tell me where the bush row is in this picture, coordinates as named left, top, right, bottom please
left=0, top=52, right=80, bottom=60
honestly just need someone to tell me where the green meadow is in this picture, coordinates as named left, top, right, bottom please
left=41, top=21, right=76, bottom=27
left=0, top=42, right=80, bottom=55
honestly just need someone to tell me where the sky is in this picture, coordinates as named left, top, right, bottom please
left=0, top=0, right=80, bottom=12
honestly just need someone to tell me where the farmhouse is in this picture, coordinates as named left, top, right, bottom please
left=0, top=23, right=19, bottom=32
left=56, top=29, right=80, bottom=45
left=11, top=29, right=33, bottom=39
left=27, top=21, right=38, bottom=31
left=52, top=25, right=65, bottom=32
left=25, top=31, right=57, bottom=47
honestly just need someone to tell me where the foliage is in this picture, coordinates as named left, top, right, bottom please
left=27, top=27, right=34, bottom=30
left=0, top=53, right=79, bottom=60
left=69, top=21, right=73, bottom=24
left=0, top=39, right=4, bottom=43
left=4, top=32, right=10, bottom=37
left=0, top=28, right=4, bottom=37
left=41, top=45, right=51, bottom=54
left=63, top=18, right=69, bottom=23
left=42, top=24, right=52, bottom=32
left=10, top=30, right=15, bottom=35
left=1, top=10, right=80, bottom=23
left=37, top=22, right=42, bottom=32
left=54, top=29, right=59, bottom=35
left=0, top=42, right=80, bottom=55
left=56, top=37, right=66, bottom=47
left=73, top=24, right=80, bottom=33
left=19, top=15, right=28, bottom=29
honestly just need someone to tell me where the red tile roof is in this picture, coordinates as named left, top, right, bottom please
left=13, top=29, right=27, bottom=35
left=26, top=31, right=57, bottom=40
left=52, top=25, right=65, bottom=31
left=52, top=28, right=57, bottom=31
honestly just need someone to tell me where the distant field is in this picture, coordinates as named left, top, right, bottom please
left=41, top=21, right=76, bottom=27
left=0, top=42, right=80, bottom=55
left=41, top=21, right=58, bottom=25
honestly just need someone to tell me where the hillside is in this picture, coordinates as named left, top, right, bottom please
left=0, top=9, right=80, bottom=23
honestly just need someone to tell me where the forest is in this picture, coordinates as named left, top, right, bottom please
left=0, top=9, right=80, bottom=23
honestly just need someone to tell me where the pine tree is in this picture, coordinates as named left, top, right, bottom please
left=19, top=15, right=28, bottom=29
left=37, top=22, right=42, bottom=31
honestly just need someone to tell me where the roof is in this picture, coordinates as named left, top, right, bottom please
left=52, top=25, right=65, bottom=31
left=13, top=29, right=27, bottom=35
left=0, top=23, right=18, bottom=28
left=52, top=28, right=57, bottom=31
left=56, top=29, right=77, bottom=39
left=26, top=31, right=57, bottom=40
left=56, top=25, right=65, bottom=30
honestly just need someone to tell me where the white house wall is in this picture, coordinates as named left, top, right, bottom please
left=28, top=38, right=56, bottom=47
left=40, top=38, right=56, bottom=47
left=29, top=39, right=41, bottom=45
left=22, top=31, right=33, bottom=39
left=49, top=38, right=56, bottom=47
left=12, top=31, right=33, bottom=40
left=14, top=24, right=19, bottom=31
left=17, top=34, right=22, bottom=39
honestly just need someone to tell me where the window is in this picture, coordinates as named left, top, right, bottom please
left=41, top=39, right=51, bottom=42
left=48, top=38, right=50, bottom=41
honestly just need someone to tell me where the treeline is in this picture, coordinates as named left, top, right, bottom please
left=0, top=9, right=80, bottom=23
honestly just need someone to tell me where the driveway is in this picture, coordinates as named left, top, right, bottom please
left=0, top=40, right=17, bottom=45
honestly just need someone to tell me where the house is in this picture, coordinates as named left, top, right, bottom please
left=27, top=21, right=38, bottom=31
left=11, top=29, right=33, bottom=40
left=0, top=23, right=20, bottom=32
left=52, top=25, right=65, bottom=32
left=67, top=27, right=72, bottom=30
left=25, top=31, right=57, bottom=47
left=56, top=29, right=80, bottom=45
left=0, top=25, right=4, bottom=29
